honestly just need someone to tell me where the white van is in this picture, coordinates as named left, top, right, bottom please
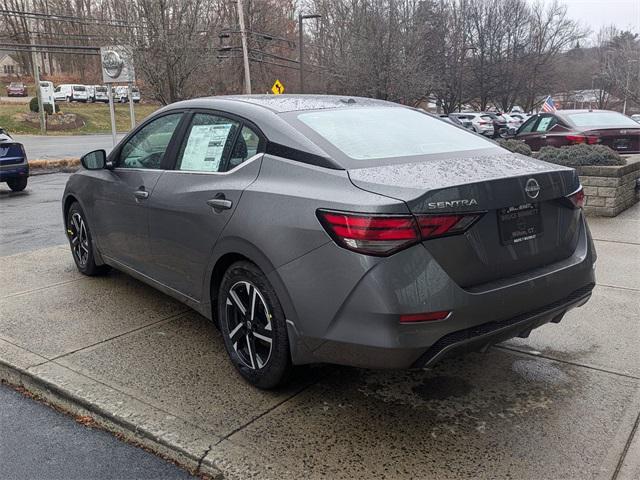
left=114, top=85, right=141, bottom=103
left=39, top=81, right=55, bottom=106
left=86, top=85, right=109, bottom=103
left=53, top=84, right=89, bottom=102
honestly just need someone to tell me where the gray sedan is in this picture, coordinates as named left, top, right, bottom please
left=62, top=95, right=596, bottom=389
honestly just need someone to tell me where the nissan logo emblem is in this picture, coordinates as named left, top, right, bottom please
left=102, top=50, right=124, bottom=79
left=525, top=178, right=540, bottom=199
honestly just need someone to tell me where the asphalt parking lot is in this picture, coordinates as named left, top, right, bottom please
left=14, top=134, right=125, bottom=161
left=0, top=174, right=638, bottom=479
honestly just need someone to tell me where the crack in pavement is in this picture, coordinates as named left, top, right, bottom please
left=196, top=444, right=213, bottom=474
left=613, top=410, right=640, bottom=480
left=0, top=277, right=86, bottom=300
left=40, top=309, right=191, bottom=364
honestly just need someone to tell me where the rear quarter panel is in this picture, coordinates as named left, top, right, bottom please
left=204, top=154, right=410, bottom=324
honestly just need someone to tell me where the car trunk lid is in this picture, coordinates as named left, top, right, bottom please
left=348, top=151, right=582, bottom=288
left=586, top=127, right=640, bottom=153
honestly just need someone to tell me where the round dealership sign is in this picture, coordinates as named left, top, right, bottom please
left=102, top=50, right=124, bottom=79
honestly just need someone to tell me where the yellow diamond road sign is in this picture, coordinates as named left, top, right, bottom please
left=271, top=79, right=284, bottom=95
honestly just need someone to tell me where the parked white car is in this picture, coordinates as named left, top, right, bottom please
left=86, top=85, right=109, bottom=103
left=54, top=84, right=88, bottom=102
left=451, top=112, right=495, bottom=137
left=501, top=113, right=522, bottom=131
left=113, top=85, right=141, bottom=103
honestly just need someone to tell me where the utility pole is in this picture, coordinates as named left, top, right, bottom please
left=622, top=59, right=638, bottom=115
left=29, top=16, right=45, bottom=134
left=298, top=14, right=304, bottom=94
left=237, top=0, right=252, bottom=94
left=298, top=13, right=321, bottom=94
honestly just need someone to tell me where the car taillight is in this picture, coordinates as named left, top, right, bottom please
left=566, top=135, right=599, bottom=145
left=567, top=187, right=585, bottom=208
left=317, top=210, right=483, bottom=256
left=416, top=213, right=482, bottom=239
left=317, top=211, right=419, bottom=256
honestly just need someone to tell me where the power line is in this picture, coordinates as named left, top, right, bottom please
left=0, top=8, right=137, bottom=28
left=0, top=42, right=99, bottom=51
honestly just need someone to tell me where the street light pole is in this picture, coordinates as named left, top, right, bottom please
left=622, top=60, right=638, bottom=115
left=298, top=13, right=321, bottom=94
left=237, top=0, right=252, bottom=94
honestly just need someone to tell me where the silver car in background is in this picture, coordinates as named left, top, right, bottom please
left=451, top=112, right=495, bottom=136
left=62, top=95, right=595, bottom=389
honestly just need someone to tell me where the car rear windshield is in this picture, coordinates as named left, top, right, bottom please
left=566, top=112, right=638, bottom=128
left=96, top=87, right=107, bottom=92
left=73, top=86, right=86, bottom=91
left=296, top=107, right=494, bottom=161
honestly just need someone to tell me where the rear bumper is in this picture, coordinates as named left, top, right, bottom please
left=0, top=163, right=29, bottom=181
left=276, top=213, right=596, bottom=369
left=410, top=283, right=593, bottom=368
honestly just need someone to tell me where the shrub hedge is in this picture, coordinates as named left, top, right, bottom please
left=535, top=144, right=625, bottom=167
left=29, top=97, right=60, bottom=115
left=498, top=139, right=533, bottom=156
left=498, top=138, right=626, bottom=167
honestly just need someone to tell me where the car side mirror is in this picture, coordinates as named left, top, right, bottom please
left=80, top=149, right=107, bottom=170
left=507, top=127, right=517, bottom=136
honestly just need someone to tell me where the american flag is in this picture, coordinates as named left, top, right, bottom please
left=541, top=95, right=557, bottom=113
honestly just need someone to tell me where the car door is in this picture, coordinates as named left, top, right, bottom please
left=528, top=114, right=559, bottom=150
left=515, top=114, right=540, bottom=149
left=92, top=112, right=185, bottom=273
left=146, top=111, right=265, bottom=301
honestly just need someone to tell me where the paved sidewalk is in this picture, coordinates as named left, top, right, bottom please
left=0, top=205, right=638, bottom=479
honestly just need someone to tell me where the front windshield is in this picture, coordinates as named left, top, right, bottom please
left=297, top=107, right=494, bottom=161
left=567, top=112, right=638, bottom=128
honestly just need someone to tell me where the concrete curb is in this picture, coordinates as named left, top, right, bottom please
left=0, top=353, right=223, bottom=479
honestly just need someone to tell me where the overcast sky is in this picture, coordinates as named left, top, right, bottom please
left=534, top=0, right=640, bottom=38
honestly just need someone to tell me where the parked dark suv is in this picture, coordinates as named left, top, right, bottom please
left=0, top=128, right=28, bottom=191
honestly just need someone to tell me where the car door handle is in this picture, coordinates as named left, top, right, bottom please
left=540, top=135, right=547, bottom=139
left=207, top=198, right=233, bottom=210
left=134, top=189, right=149, bottom=200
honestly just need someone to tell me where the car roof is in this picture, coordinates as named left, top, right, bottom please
left=170, top=94, right=395, bottom=114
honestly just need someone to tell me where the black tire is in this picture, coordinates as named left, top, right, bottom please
left=7, top=177, right=27, bottom=192
left=218, top=261, right=292, bottom=389
left=66, top=202, right=110, bottom=276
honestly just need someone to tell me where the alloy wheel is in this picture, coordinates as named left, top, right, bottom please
left=225, top=281, right=273, bottom=370
left=68, top=212, right=89, bottom=267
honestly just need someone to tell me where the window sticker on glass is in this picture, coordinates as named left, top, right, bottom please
left=180, top=124, right=233, bottom=172
left=536, top=117, right=553, bottom=132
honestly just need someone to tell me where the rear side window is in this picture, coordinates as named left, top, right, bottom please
left=297, top=107, right=493, bottom=160
left=177, top=113, right=239, bottom=172
left=535, top=116, right=557, bottom=132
